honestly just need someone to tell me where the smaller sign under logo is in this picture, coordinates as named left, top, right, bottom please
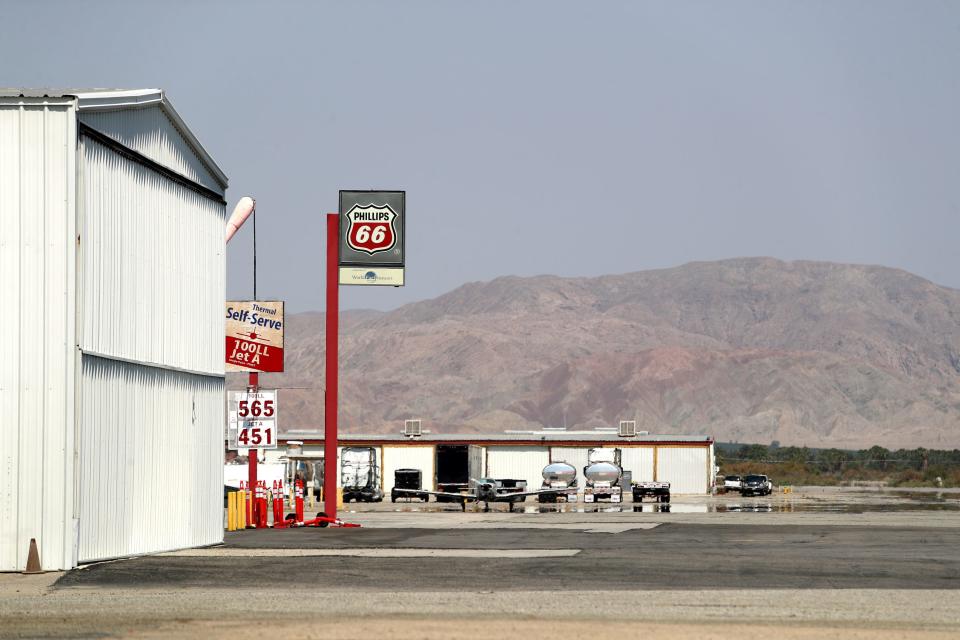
left=344, top=204, right=397, bottom=255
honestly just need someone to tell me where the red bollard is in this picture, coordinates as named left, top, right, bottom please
left=271, top=480, right=278, bottom=525
left=258, top=481, right=268, bottom=529
left=242, top=481, right=252, bottom=528
left=275, top=480, right=283, bottom=524
left=295, top=479, right=304, bottom=523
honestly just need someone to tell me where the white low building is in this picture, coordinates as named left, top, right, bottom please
left=264, top=431, right=716, bottom=496
left=1, top=89, right=227, bottom=571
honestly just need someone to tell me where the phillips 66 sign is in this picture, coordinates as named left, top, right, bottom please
left=339, top=190, right=405, bottom=286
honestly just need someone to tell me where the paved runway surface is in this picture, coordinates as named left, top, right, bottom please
left=56, top=523, right=960, bottom=591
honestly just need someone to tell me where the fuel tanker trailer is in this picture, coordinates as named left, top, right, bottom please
left=583, top=448, right=623, bottom=503
left=537, top=462, right=579, bottom=503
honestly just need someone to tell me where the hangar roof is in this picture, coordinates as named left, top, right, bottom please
left=0, top=88, right=227, bottom=189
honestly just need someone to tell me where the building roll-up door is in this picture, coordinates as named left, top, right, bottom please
left=620, top=447, right=655, bottom=483
left=486, top=446, right=549, bottom=490
left=549, top=448, right=590, bottom=488
left=656, top=446, right=709, bottom=494
left=382, top=446, right=435, bottom=492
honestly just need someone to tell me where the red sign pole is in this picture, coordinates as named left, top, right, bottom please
left=324, top=213, right=340, bottom=519
left=247, top=371, right=259, bottom=527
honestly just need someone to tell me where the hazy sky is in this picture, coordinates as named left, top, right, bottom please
left=3, top=1, right=959, bottom=311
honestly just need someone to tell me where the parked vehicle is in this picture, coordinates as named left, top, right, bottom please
left=583, top=448, right=623, bottom=503
left=538, top=462, right=578, bottom=503
left=632, top=481, right=671, bottom=503
left=740, top=474, right=773, bottom=497
left=494, top=478, right=529, bottom=502
left=341, top=447, right=384, bottom=502
left=391, top=468, right=429, bottom=502
left=723, top=474, right=742, bottom=493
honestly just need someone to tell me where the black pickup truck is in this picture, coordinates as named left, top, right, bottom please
left=740, top=474, right=773, bottom=497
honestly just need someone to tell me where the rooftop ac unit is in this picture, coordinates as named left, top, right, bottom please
left=403, top=419, right=422, bottom=437
left=618, top=420, right=637, bottom=437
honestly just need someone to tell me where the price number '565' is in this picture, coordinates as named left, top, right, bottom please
left=238, top=399, right=275, bottom=418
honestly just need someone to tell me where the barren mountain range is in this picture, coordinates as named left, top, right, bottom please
left=232, top=258, right=960, bottom=449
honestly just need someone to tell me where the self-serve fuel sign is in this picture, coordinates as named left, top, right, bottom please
left=225, top=300, right=284, bottom=372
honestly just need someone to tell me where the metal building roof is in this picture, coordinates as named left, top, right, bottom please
left=0, top=88, right=227, bottom=189
left=279, top=431, right=713, bottom=445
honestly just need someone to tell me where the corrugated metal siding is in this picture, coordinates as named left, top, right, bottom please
left=0, top=99, right=77, bottom=571
left=79, top=107, right=223, bottom=192
left=656, top=447, right=709, bottom=494
left=78, top=135, right=226, bottom=374
left=620, top=447, right=655, bottom=482
left=77, top=355, right=223, bottom=562
left=550, top=447, right=590, bottom=487
left=382, top=446, right=435, bottom=492
left=486, top=446, right=549, bottom=489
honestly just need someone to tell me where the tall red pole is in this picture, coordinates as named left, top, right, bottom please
left=247, top=371, right=259, bottom=526
left=324, top=213, right=340, bottom=519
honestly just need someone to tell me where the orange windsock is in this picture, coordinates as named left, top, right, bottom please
left=225, top=196, right=256, bottom=243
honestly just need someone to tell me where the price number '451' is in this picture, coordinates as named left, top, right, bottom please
left=237, top=424, right=274, bottom=447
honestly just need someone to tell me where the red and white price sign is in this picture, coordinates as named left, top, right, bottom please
left=228, top=390, right=278, bottom=450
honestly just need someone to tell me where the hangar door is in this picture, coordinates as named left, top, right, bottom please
left=656, top=447, right=709, bottom=494
left=382, top=446, right=435, bottom=492
left=486, top=446, right=550, bottom=490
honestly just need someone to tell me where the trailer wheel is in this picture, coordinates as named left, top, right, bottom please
left=316, top=512, right=330, bottom=528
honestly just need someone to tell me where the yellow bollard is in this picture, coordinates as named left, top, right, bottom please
left=227, top=492, right=236, bottom=531
left=237, top=490, right=246, bottom=529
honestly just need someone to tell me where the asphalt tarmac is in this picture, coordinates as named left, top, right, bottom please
left=3, top=490, right=959, bottom=639
left=55, top=523, right=960, bottom=591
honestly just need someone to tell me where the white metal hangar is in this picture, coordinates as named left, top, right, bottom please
left=1, top=89, right=227, bottom=571
left=269, top=431, right=716, bottom=495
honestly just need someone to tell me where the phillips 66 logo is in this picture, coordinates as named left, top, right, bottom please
left=344, top=204, right=398, bottom=255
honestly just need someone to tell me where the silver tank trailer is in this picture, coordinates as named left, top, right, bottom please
left=542, top=462, right=577, bottom=488
left=584, top=461, right=622, bottom=486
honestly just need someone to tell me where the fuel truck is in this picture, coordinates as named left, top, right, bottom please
left=537, top=461, right=579, bottom=503
left=583, top=448, right=623, bottom=503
